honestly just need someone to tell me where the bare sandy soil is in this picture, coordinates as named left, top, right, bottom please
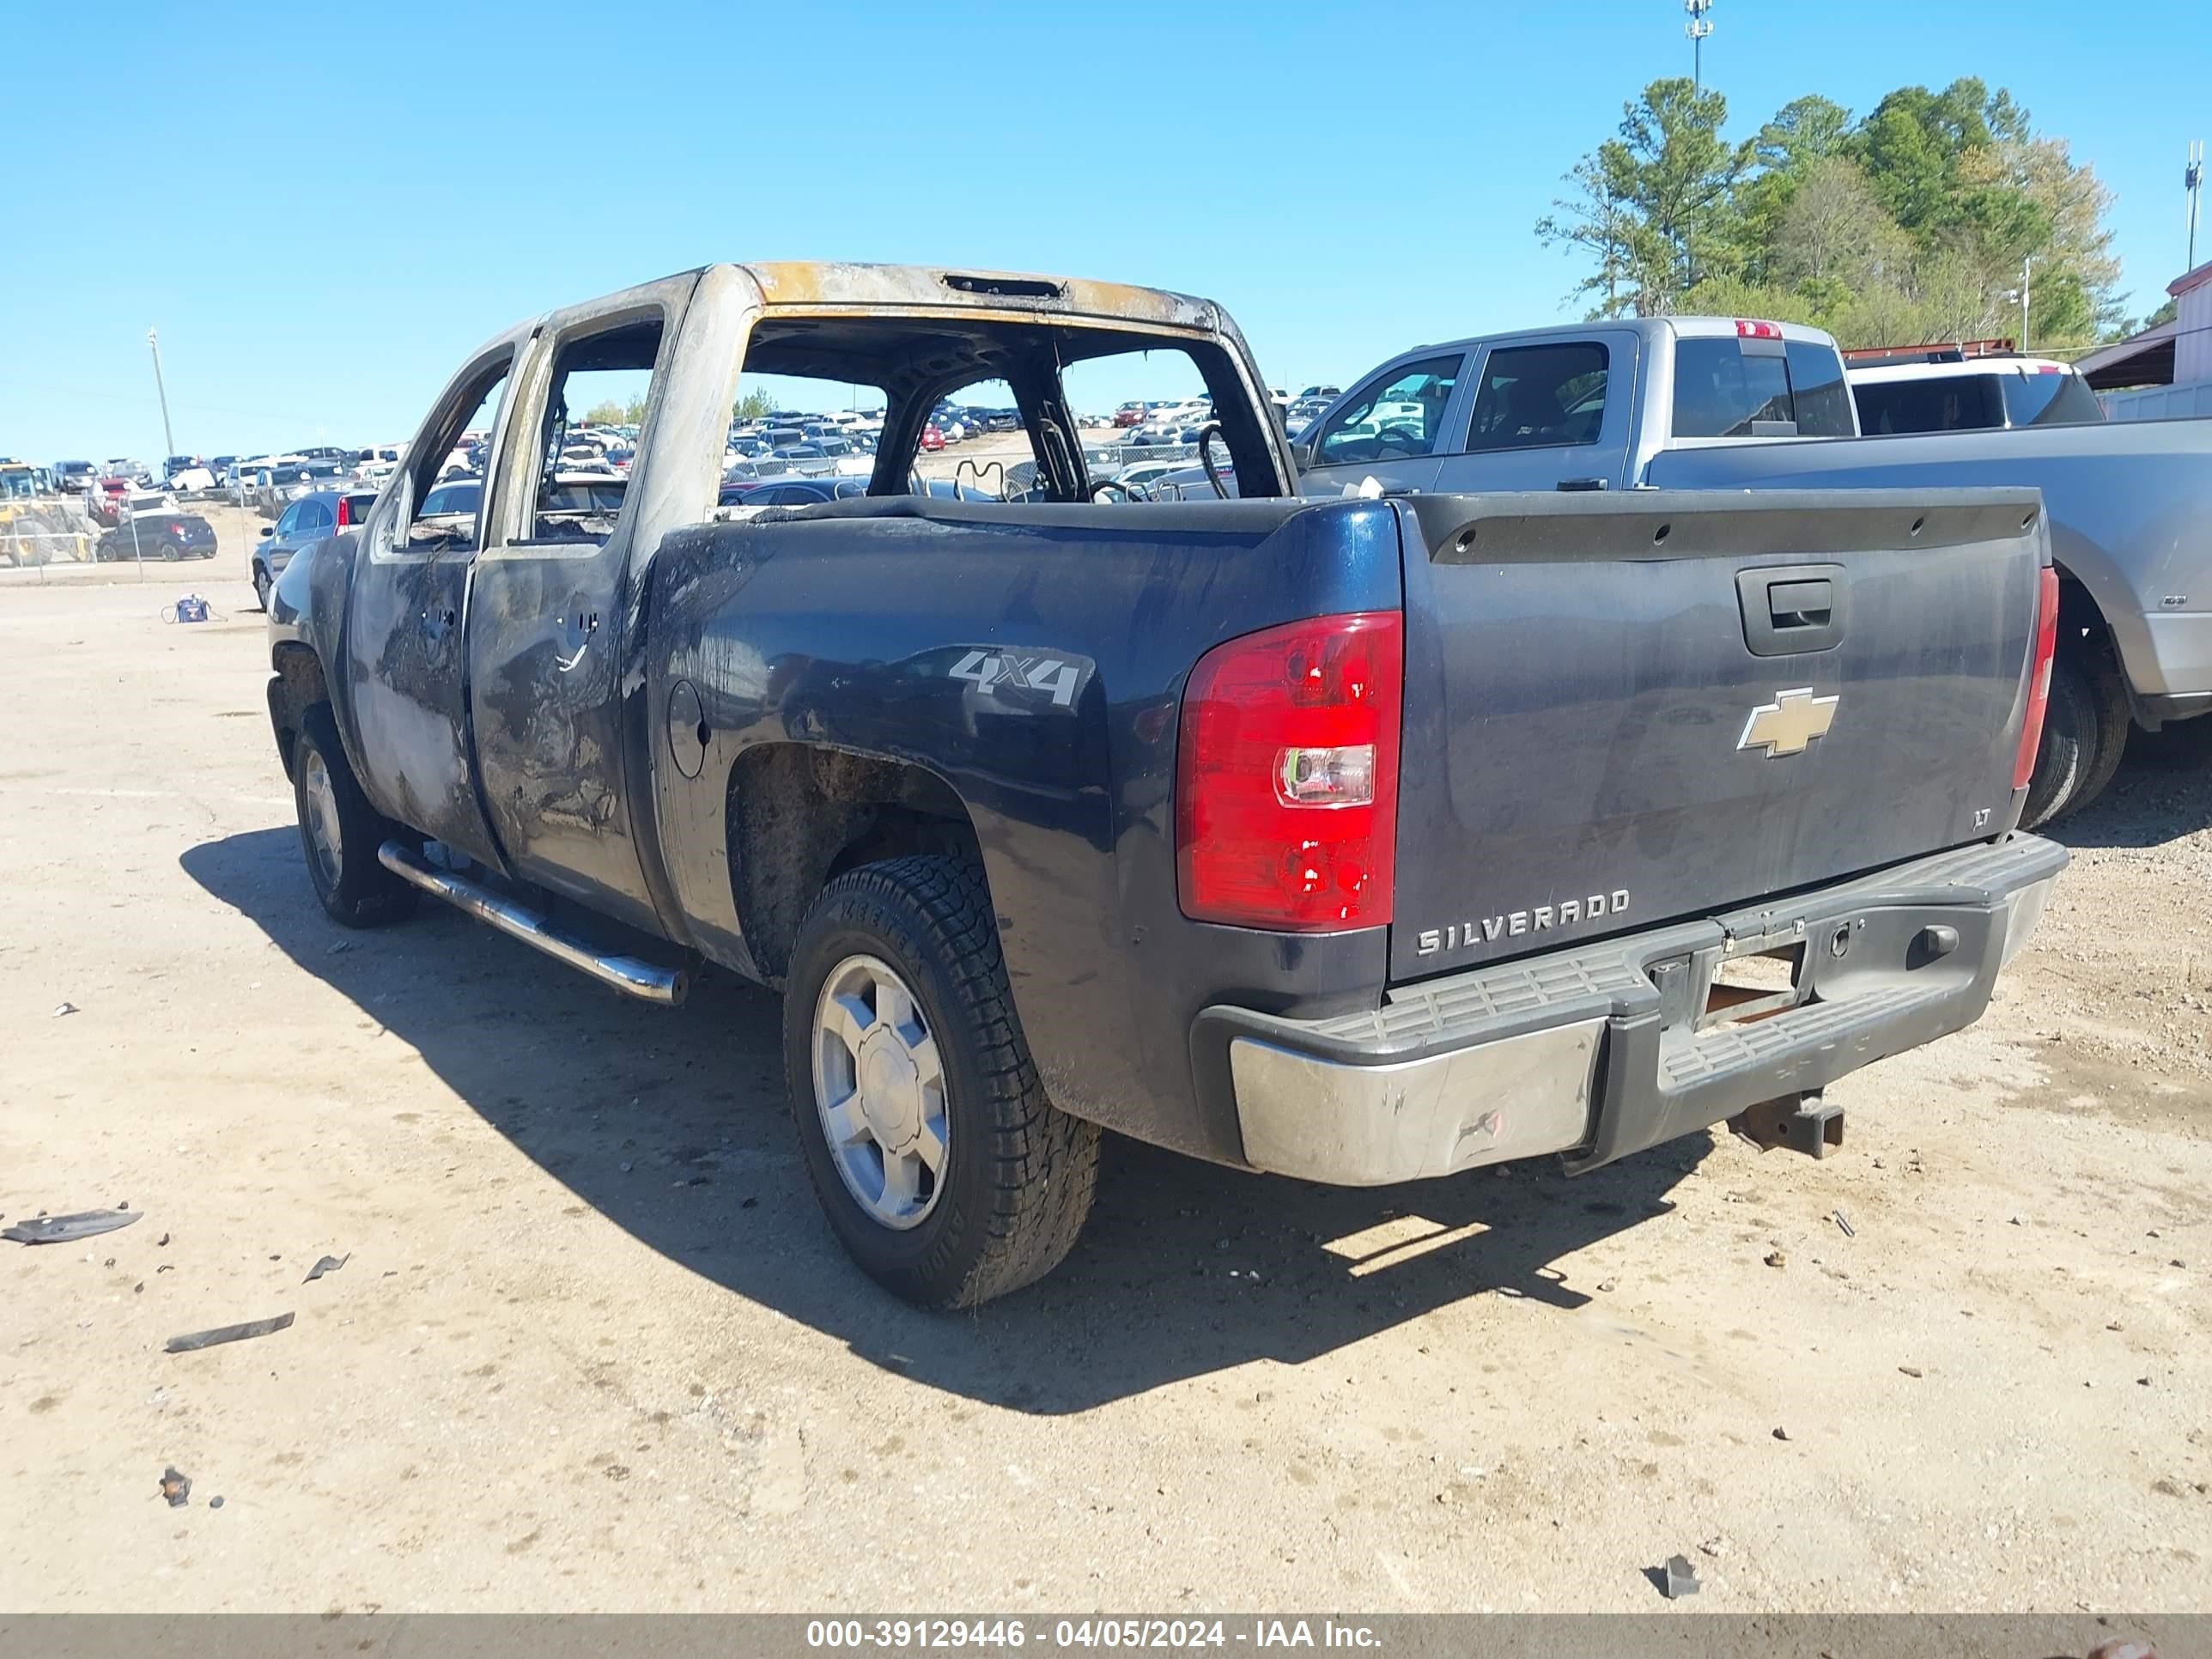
left=0, top=576, right=2206, bottom=1614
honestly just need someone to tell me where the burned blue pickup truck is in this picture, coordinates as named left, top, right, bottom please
left=264, top=262, right=2064, bottom=1307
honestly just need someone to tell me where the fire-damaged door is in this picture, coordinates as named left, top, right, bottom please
left=343, top=343, right=517, bottom=870
left=462, top=272, right=701, bottom=937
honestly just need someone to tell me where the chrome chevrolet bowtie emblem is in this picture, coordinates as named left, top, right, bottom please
left=1738, top=688, right=1838, bottom=758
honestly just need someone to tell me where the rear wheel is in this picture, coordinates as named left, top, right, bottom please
left=293, top=703, right=416, bottom=927
left=252, top=563, right=272, bottom=611
left=2022, top=650, right=2130, bottom=828
left=158, top=538, right=182, bottom=562
left=783, top=856, right=1100, bottom=1309
left=2063, top=647, right=2133, bottom=817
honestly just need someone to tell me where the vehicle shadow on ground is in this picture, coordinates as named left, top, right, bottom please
left=2048, top=730, right=2212, bottom=851
left=184, top=827, right=1710, bottom=1415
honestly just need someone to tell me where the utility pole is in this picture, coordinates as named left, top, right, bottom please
left=147, top=328, right=175, bottom=460
left=1684, top=0, right=1713, bottom=93
left=2020, top=256, right=2033, bottom=353
left=2188, top=141, right=2204, bottom=272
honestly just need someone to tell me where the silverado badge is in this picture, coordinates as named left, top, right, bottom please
left=1738, top=688, right=1838, bottom=758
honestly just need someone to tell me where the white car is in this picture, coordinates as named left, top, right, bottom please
left=1845, top=350, right=2105, bottom=434
left=1109, top=458, right=1202, bottom=494
left=1141, top=398, right=1212, bottom=434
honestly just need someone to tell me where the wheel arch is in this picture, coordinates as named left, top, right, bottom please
left=724, top=741, right=987, bottom=988
left=2052, top=560, right=2114, bottom=653
left=266, top=642, right=329, bottom=783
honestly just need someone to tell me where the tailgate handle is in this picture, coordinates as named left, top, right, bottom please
left=1738, top=563, right=1845, bottom=656
left=1768, top=578, right=1832, bottom=628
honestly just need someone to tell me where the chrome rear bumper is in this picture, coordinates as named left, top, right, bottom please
left=1199, top=835, right=2066, bottom=1186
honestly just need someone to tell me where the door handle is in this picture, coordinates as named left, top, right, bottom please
left=555, top=610, right=599, bottom=672
left=1555, top=477, right=1609, bottom=492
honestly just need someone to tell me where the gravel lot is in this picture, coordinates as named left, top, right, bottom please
left=1, top=568, right=2207, bottom=1613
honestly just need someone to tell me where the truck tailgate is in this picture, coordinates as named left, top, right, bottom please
left=1388, top=488, right=2046, bottom=983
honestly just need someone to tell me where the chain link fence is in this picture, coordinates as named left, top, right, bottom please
left=0, top=495, right=96, bottom=567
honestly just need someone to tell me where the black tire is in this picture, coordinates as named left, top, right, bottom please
left=2021, top=657, right=2092, bottom=829
left=292, top=703, right=417, bottom=927
left=2064, top=647, right=2133, bottom=817
left=783, top=856, right=1100, bottom=1309
left=2022, top=650, right=2130, bottom=829
left=158, top=538, right=182, bottom=562
left=252, top=563, right=272, bottom=611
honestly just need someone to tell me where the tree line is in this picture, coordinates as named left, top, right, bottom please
left=1537, top=76, right=2166, bottom=351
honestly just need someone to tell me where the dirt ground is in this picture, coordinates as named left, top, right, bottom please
left=0, top=565, right=2207, bottom=1615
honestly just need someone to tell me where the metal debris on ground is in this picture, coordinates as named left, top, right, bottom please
left=165, top=1312, right=295, bottom=1353
left=302, top=1254, right=349, bottom=1284
left=1899, top=1365, right=1923, bottom=1378
left=1831, top=1208, right=1856, bottom=1237
left=4, top=1209, right=143, bottom=1246
left=160, top=1467, right=191, bottom=1508
left=52, top=1002, right=78, bottom=1018
left=1661, top=1553, right=1701, bottom=1598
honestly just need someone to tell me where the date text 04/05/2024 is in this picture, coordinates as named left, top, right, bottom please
left=804, top=1619, right=1382, bottom=1650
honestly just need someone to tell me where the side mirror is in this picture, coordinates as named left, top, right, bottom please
left=1289, top=434, right=1316, bottom=470
left=259, top=526, right=274, bottom=538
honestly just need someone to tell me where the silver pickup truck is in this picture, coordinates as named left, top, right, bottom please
left=1296, top=316, right=2212, bottom=824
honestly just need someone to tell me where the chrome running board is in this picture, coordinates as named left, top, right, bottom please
left=377, top=840, right=688, bottom=1006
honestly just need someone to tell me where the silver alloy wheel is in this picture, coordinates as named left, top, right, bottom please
left=811, top=953, right=948, bottom=1230
left=301, top=745, right=344, bottom=896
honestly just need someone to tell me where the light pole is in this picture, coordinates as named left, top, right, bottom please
left=1684, top=0, right=1713, bottom=93
left=2019, top=256, right=2033, bottom=352
left=2188, top=141, right=2203, bottom=272
left=147, top=328, right=175, bottom=461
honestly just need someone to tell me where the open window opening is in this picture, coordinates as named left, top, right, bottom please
left=723, top=370, right=889, bottom=505
left=526, top=316, right=665, bottom=545
left=729, top=315, right=1283, bottom=510
left=401, top=354, right=509, bottom=555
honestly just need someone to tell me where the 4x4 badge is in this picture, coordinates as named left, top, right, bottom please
left=1739, top=688, right=1838, bottom=758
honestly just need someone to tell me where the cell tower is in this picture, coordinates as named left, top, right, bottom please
left=1684, top=0, right=1714, bottom=93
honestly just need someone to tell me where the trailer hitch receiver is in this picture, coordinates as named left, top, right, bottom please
left=1729, top=1091, right=1844, bottom=1159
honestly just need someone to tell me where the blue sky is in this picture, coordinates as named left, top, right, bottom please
left=5, top=0, right=2203, bottom=460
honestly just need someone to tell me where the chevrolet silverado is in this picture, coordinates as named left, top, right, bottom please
left=264, top=265, right=2065, bottom=1307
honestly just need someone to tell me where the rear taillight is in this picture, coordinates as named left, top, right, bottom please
left=337, top=497, right=353, bottom=526
left=2013, top=565, right=2060, bottom=793
left=1176, top=611, right=1401, bottom=930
